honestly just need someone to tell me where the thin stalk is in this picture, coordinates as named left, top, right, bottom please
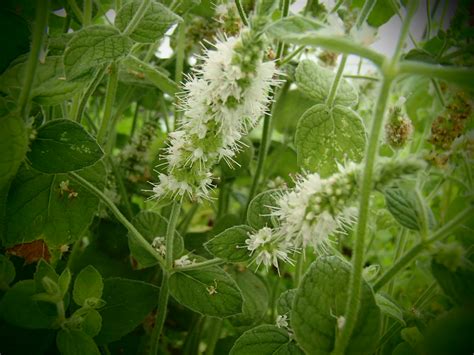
left=425, top=0, right=432, bottom=39
left=129, top=102, right=140, bottom=142
left=107, top=157, right=134, bottom=220
left=205, top=319, right=223, bottom=355
left=97, top=62, right=119, bottom=144
left=278, top=45, right=305, bottom=66
left=374, top=205, right=474, bottom=292
left=115, top=0, right=122, bottom=10
left=18, top=0, right=49, bottom=119
left=355, top=0, right=377, bottom=27
left=217, top=181, right=231, bottom=219
left=235, top=0, right=249, bottom=26
left=275, top=0, right=291, bottom=62
left=344, top=74, right=379, bottom=81
left=67, top=0, right=84, bottom=24
left=159, top=96, right=171, bottom=133
left=68, top=172, right=164, bottom=265
left=122, top=0, right=151, bottom=35
left=326, top=54, right=348, bottom=107
left=75, top=66, right=106, bottom=123
left=149, top=201, right=182, bottom=355
left=83, top=0, right=93, bottom=26
left=332, top=77, right=394, bottom=355
left=173, top=22, right=186, bottom=129
left=178, top=204, right=198, bottom=235
left=333, top=5, right=418, bottom=352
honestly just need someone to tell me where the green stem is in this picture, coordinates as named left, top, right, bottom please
left=294, top=251, right=305, bottom=286
left=205, top=318, right=223, bottom=355
left=75, top=66, right=106, bottom=123
left=97, top=62, right=119, bottom=145
left=18, top=0, right=49, bottom=119
left=129, top=101, right=140, bottom=141
left=122, top=0, right=151, bottom=35
left=425, top=0, right=432, bottom=39
left=398, top=60, right=474, bottom=86
left=235, top=0, right=249, bottom=26
left=326, top=54, right=348, bottom=107
left=373, top=205, right=474, bottom=292
left=332, top=77, right=394, bottom=355
left=287, top=35, right=386, bottom=68
left=67, top=0, right=84, bottom=24
left=355, top=0, right=377, bottom=27
left=107, top=157, right=134, bottom=220
left=149, top=200, right=181, bottom=355
left=173, top=22, right=186, bottom=129
left=344, top=74, right=379, bottom=81
left=83, top=0, right=93, bottom=26
left=68, top=172, right=164, bottom=265
left=278, top=45, right=305, bottom=66
left=150, top=273, right=169, bottom=355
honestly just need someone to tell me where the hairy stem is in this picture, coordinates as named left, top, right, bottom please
left=75, top=66, right=106, bottom=123
left=18, top=0, right=49, bottom=119
left=149, top=200, right=181, bottom=355
left=83, top=0, right=93, bottom=26
left=332, top=77, right=394, bottom=355
left=235, top=0, right=249, bottom=26
left=326, top=54, right=348, bottom=107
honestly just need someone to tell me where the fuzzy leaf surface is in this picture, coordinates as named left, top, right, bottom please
left=115, top=0, right=181, bottom=43
left=204, top=225, right=253, bottom=262
left=230, top=324, right=303, bottom=354
left=295, top=104, right=365, bottom=176
left=292, top=256, right=381, bottom=354
left=296, top=60, right=358, bottom=107
left=169, top=266, right=243, bottom=318
left=64, top=25, right=132, bottom=79
left=27, top=119, right=103, bottom=174
left=3, top=161, right=106, bottom=247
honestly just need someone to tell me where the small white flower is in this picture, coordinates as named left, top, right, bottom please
left=350, top=22, right=378, bottom=46
left=276, top=314, right=289, bottom=329
left=245, top=227, right=295, bottom=272
left=151, top=237, right=166, bottom=257
left=174, top=255, right=193, bottom=267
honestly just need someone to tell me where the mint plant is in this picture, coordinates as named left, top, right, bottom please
left=1, top=0, right=473, bottom=354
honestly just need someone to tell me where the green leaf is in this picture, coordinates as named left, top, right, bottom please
left=292, top=256, right=381, bottom=355
left=73, top=265, right=104, bottom=306
left=375, top=293, right=405, bottom=325
left=129, top=210, right=183, bottom=269
left=273, top=89, right=317, bottom=135
left=0, top=114, right=28, bottom=191
left=0, top=280, right=57, bottom=329
left=122, top=56, right=179, bottom=95
left=264, top=15, right=323, bottom=39
left=228, top=268, right=269, bottom=326
left=204, top=225, right=253, bottom=263
left=230, top=324, right=304, bottom=355
left=81, top=309, right=102, bottom=338
left=367, top=0, right=398, bottom=27
left=95, top=278, right=160, bottom=344
left=64, top=25, right=132, bottom=79
left=296, top=60, right=358, bottom=107
left=247, top=189, right=281, bottom=230
left=0, top=56, right=89, bottom=105
left=295, top=104, right=366, bottom=176
left=56, top=329, right=100, bottom=355
left=431, top=260, right=474, bottom=306
left=115, top=0, right=182, bottom=43
left=0, top=255, right=16, bottom=289
left=27, top=119, right=104, bottom=174
left=58, top=268, right=72, bottom=297
left=277, top=289, right=296, bottom=316
left=384, top=187, right=435, bottom=231
left=3, top=161, right=106, bottom=247
left=34, top=259, right=59, bottom=294
left=169, top=266, right=243, bottom=318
